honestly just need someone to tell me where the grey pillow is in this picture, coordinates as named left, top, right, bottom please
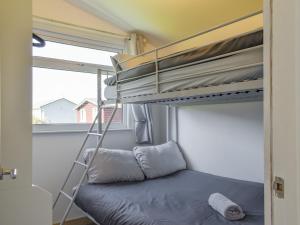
left=83, top=148, right=144, bottom=184
left=133, top=141, right=187, bottom=179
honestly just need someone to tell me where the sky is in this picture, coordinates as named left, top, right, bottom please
left=32, top=68, right=97, bottom=108
left=32, top=41, right=116, bottom=108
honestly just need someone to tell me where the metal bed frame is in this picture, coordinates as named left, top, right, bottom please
left=113, top=10, right=263, bottom=105
left=54, top=10, right=263, bottom=225
left=116, top=44, right=263, bottom=104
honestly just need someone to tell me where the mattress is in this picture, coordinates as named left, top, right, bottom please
left=105, top=29, right=263, bottom=86
left=75, top=170, right=264, bottom=225
left=104, top=46, right=263, bottom=100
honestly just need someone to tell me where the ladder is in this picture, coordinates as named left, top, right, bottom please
left=53, top=101, right=118, bottom=225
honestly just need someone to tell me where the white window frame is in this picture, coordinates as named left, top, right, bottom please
left=32, top=18, right=130, bottom=133
left=33, top=16, right=129, bottom=52
left=79, top=108, right=86, bottom=123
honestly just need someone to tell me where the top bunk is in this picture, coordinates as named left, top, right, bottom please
left=104, top=11, right=264, bottom=105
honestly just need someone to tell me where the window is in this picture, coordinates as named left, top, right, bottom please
left=32, top=40, right=127, bottom=132
left=32, top=68, right=97, bottom=124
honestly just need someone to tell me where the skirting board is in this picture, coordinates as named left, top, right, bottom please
left=53, top=217, right=94, bottom=225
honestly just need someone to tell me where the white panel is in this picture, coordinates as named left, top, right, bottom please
left=177, top=101, right=263, bottom=182
left=0, top=186, right=52, bottom=225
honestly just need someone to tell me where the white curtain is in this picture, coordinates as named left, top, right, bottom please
left=131, top=104, right=153, bottom=144
left=127, top=33, right=152, bottom=144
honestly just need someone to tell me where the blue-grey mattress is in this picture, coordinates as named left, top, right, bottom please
left=75, top=170, right=264, bottom=225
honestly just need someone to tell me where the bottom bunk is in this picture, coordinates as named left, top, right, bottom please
left=75, top=169, right=264, bottom=225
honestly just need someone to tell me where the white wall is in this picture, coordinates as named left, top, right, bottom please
left=175, top=101, right=264, bottom=183
left=32, top=105, right=166, bottom=223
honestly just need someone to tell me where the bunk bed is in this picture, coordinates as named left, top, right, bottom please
left=103, top=18, right=263, bottom=106
left=104, top=30, right=263, bottom=105
left=54, top=11, right=264, bottom=225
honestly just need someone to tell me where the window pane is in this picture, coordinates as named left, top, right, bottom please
left=32, top=68, right=124, bottom=126
left=33, top=41, right=117, bottom=65
left=32, top=68, right=97, bottom=124
left=32, top=41, right=125, bottom=129
left=102, top=104, right=123, bottom=124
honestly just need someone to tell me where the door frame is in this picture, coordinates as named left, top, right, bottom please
left=264, top=0, right=300, bottom=224
left=263, top=0, right=272, bottom=224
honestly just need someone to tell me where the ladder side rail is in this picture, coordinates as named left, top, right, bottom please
left=53, top=104, right=102, bottom=209
left=87, top=103, right=118, bottom=168
left=59, top=103, right=118, bottom=225
left=97, top=69, right=103, bottom=143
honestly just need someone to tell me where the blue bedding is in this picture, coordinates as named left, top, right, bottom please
left=75, top=170, right=264, bottom=225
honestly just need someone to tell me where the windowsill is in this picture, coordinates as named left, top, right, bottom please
left=32, top=123, right=132, bottom=134
left=32, top=128, right=133, bottom=134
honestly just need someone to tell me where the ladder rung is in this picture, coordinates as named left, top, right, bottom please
left=74, top=161, right=88, bottom=168
left=60, top=191, right=73, bottom=201
left=88, top=132, right=103, bottom=137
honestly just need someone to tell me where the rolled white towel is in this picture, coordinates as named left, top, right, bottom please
left=208, top=193, right=245, bottom=221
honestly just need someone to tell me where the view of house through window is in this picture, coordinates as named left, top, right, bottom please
left=32, top=41, right=123, bottom=126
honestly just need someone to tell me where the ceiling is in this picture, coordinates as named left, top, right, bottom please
left=67, top=0, right=263, bottom=46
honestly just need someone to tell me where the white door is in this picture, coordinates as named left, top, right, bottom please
left=0, top=1, right=52, bottom=225
left=264, top=0, right=300, bottom=224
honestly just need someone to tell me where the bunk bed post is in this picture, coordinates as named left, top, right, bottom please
left=155, top=49, right=160, bottom=93
left=97, top=69, right=102, bottom=138
left=116, top=61, right=120, bottom=100
left=174, top=106, right=178, bottom=143
left=167, top=106, right=178, bottom=142
left=166, top=105, right=170, bottom=141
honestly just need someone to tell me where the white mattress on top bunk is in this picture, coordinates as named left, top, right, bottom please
left=104, top=46, right=263, bottom=100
